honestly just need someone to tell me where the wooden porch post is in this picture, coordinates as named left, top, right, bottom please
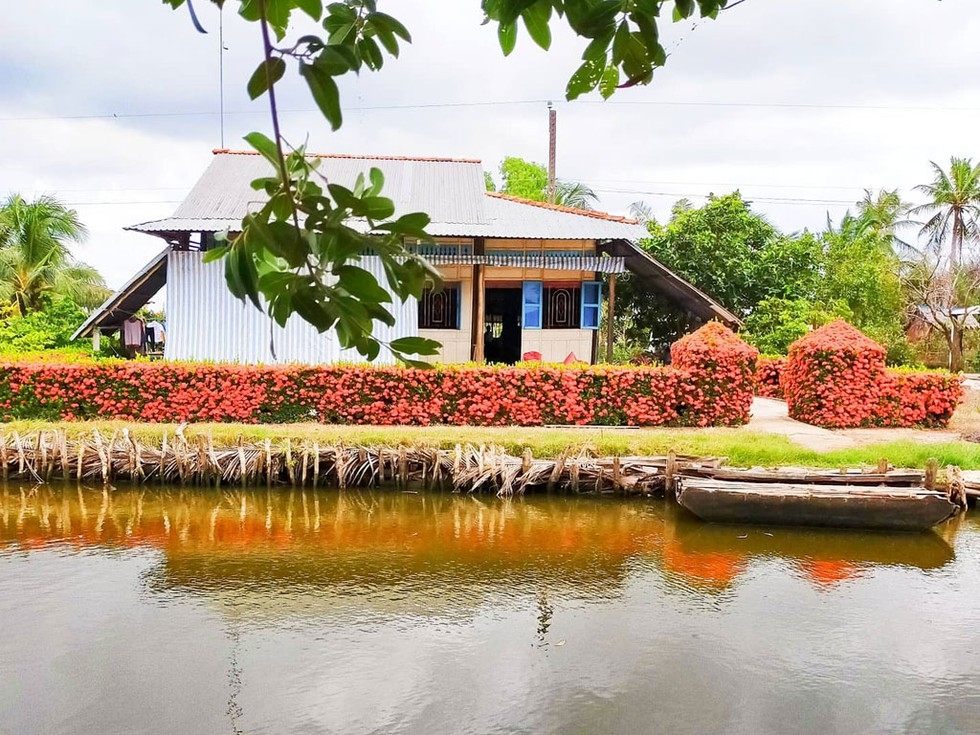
left=472, top=264, right=486, bottom=362
left=605, top=273, right=616, bottom=363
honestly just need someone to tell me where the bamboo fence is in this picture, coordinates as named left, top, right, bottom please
left=0, top=428, right=723, bottom=496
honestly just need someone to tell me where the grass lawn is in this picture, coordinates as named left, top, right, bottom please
left=4, top=419, right=980, bottom=470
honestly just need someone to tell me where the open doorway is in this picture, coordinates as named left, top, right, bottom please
left=484, top=286, right=522, bottom=364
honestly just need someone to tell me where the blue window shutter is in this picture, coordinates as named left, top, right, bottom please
left=455, top=284, right=462, bottom=330
left=523, top=281, right=542, bottom=329
left=582, top=281, right=601, bottom=330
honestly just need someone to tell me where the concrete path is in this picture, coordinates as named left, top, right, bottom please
left=747, top=397, right=963, bottom=452
left=747, top=397, right=856, bottom=451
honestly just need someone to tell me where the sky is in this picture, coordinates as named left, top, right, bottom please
left=2, top=0, right=980, bottom=294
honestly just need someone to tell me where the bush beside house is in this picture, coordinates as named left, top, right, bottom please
left=781, top=320, right=963, bottom=428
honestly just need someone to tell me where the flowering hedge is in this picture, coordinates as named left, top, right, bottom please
left=0, top=323, right=759, bottom=427
left=671, top=321, right=758, bottom=426
left=783, top=320, right=963, bottom=428
left=755, top=356, right=786, bottom=399
left=875, top=369, right=965, bottom=428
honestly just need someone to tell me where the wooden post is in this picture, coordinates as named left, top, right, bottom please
left=472, top=264, right=486, bottom=363
left=605, top=273, right=616, bottom=363
left=92, top=329, right=101, bottom=352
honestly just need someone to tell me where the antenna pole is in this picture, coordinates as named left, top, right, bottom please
left=547, top=102, right=556, bottom=204
left=218, top=6, right=225, bottom=148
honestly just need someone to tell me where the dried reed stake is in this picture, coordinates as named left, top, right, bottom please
left=76, top=441, right=85, bottom=482
left=265, top=439, right=273, bottom=488
left=238, top=436, right=248, bottom=488
left=285, top=439, right=295, bottom=485
left=925, top=458, right=939, bottom=491
left=160, top=432, right=168, bottom=485
left=398, top=446, right=408, bottom=488
left=947, top=465, right=968, bottom=511
left=612, top=456, right=622, bottom=491
left=208, top=431, right=220, bottom=487
left=60, top=431, right=69, bottom=483
left=0, top=434, right=7, bottom=482
left=312, top=442, right=320, bottom=487
left=337, top=445, right=349, bottom=489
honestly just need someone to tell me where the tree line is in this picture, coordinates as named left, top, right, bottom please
left=614, top=156, right=980, bottom=371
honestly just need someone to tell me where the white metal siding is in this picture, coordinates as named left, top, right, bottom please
left=166, top=250, right=418, bottom=365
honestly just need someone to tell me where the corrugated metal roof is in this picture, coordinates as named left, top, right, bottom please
left=71, top=248, right=168, bottom=339
left=126, top=151, right=649, bottom=241
left=598, top=240, right=742, bottom=327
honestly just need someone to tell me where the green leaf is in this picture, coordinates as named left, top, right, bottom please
left=357, top=36, right=384, bottom=70
left=243, top=132, right=281, bottom=169
left=295, top=0, right=323, bottom=21
left=521, top=3, right=552, bottom=50
left=368, top=167, right=384, bottom=195
left=246, top=57, right=286, bottom=100
left=390, top=336, right=442, bottom=356
left=498, top=21, right=517, bottom=56
left=674, top=0, right=695, bottom=21
left=395, top=356, right=435, bottom=369
left=565, top=58, right=603, bottom=101
left=299, top=61, right=342, bottom=130
left=599, top=64, right=620, bottom=99
left=326, top=21, right=354, bottom=45
left=358, top=196, right=395, bottom=220
left=335, top=266, right=392, bottom=304
left=202, top=244, right=230, bottom=263
left=370, top=12, right=410, bottom=42
left=582, top=29, right=613, bottom=61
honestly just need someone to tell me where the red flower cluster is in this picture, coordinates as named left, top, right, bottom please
left=755, top=356, right=787, bottom=398
left=0, top=324, right=762, bottom=427
left=783, top=320, right=964, bottom=428
left=671, top=322, right=759, bottom=426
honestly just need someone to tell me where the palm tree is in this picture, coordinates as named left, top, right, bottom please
left=554, top=180, right=598, bottom=210
left=911, top=157, right=980, bottom=267
left=0, top=194, right=107, bottom=314
left=856, top=188, right=919, bottom=259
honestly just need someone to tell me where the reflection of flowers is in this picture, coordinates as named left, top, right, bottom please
left=798, top=559, right=862, bottom=588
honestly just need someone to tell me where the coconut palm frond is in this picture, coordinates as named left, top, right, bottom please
left=554, top=180, right=599, bottom=210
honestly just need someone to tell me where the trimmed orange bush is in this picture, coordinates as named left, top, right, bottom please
left=671, top=322, right=759, bottom=426
left=0, top=324, right=760, bottom=427
left=755, top=356, right=786, bottom=398
left=783, top=320, right=963, bottom=428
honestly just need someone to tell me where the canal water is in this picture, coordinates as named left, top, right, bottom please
left=1, top=486, right=979, bottom=735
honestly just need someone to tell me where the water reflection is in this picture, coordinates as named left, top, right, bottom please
left=0, top=485, right=961, bottom=610
left=2, top=485, right=979, bottom=735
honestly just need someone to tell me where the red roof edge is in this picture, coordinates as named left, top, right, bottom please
left=211, top=149, right=482, bottom=164
left=485, top=191, right=640, bottom=224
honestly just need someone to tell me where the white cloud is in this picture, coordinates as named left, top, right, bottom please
left=2, top=0, right=980, bottom=291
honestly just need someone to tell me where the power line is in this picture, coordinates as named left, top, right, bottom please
left=3, top=96, right=979, bottom=123
left=64, top=199, right=183, bottom=206
left=572, top=177, right=870, bottom=192
left=592, top=187, right=855, bottom=206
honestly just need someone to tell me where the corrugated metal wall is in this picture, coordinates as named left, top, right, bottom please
left=166, top=251, right=418, bottom=364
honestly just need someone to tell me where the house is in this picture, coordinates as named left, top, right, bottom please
left=74, top=150, right=738, bottom=364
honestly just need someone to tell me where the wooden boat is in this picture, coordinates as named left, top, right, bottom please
left=689, top=466, right=924, bottom=487
left=674, top=477, right=959, bottom=532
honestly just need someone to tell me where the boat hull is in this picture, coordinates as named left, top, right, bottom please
left=675, top=479, right=959, bottom=532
